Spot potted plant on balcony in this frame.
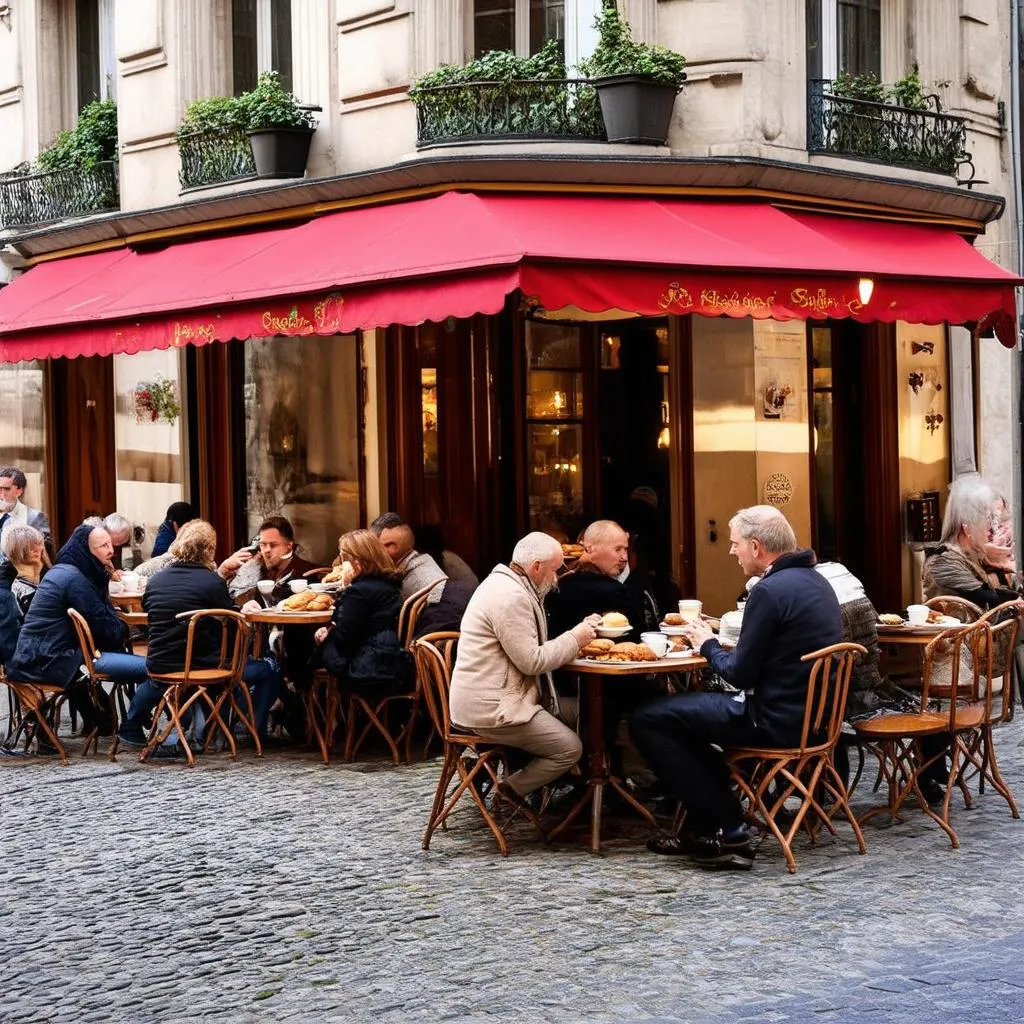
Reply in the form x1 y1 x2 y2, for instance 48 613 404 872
36 99 120 214
579 1 686 145
238 71 319 178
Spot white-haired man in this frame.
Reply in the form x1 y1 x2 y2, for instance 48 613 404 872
630 506 842 871
449 532 600 801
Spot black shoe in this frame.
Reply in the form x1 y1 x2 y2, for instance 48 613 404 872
150 743 186 761
919 778 945 807
646 833 700 856
117 730 147 748
494 779 540 814
689 827 758 871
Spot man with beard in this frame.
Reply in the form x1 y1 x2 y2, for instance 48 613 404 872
448 532 599 803
0 466 52 561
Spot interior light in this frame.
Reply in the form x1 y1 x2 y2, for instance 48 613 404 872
858 277 874 305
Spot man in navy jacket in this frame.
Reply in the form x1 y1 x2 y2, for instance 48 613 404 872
630 505 842 871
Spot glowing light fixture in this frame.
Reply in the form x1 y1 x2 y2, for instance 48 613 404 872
858 277 874 305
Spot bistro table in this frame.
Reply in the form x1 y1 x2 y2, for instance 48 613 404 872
110 591 144 612
547 653 706 854
242 606 334 657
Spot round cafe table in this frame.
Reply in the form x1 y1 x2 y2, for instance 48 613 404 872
110 591 144 612
243 606 333 658
548 653 706 854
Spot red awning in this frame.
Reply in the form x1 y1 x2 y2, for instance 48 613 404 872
0 192 1018 361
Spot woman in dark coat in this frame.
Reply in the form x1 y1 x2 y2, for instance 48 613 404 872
118 520 282 748
6 523 148 731
316 529 412 695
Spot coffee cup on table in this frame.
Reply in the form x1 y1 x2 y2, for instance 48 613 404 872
109 580 124 596
906 604 929 625
289 579 309 594
640 631 670 658
256 580 276 605
678 599 703 623
120 572 139 592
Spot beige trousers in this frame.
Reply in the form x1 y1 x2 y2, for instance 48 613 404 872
474 709 582 795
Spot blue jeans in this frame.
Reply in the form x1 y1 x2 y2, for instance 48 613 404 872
120 659 282 743
92 652 149 685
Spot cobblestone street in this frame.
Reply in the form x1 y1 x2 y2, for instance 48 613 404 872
1 717 1022 1024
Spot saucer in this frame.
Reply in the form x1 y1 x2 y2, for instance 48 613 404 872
595 625 631 639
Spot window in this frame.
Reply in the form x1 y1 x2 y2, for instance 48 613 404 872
232 0 293 95
113 350 187 564
473 0 565 58
243 334 361 565
0 361 48 522
76 0 117 104
806 0 880 80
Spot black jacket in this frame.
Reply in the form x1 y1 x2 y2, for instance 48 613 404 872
700 549 843 744
7 525 128 687
546 562 647 643
143 562 237 674
0 563 19 666
321 574 408 687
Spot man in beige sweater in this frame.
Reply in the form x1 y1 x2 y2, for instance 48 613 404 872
449 532 599 800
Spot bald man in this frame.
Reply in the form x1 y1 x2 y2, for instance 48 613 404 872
546 520 646 643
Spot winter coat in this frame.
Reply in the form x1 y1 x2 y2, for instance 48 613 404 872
320 574 409 690
699 549 843 745
151 520 176 558
546 560 647 643
922 543 1019 610
227 552 319 606
143 562 238 674
449 563 580 730
6 524 127 687
0 563 19 666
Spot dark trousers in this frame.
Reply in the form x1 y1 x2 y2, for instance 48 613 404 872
629 691 769 834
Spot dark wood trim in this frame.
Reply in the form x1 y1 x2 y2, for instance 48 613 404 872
858 321 903 611
805 321 819 549
670 315 696 595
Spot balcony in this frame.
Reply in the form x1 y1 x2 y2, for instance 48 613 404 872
177 128 256 190
807 80 969 177
413 79 605 149
0 162 119 231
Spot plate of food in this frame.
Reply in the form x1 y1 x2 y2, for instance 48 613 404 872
578 640 658 664
595 612 632 639
276 591 335 613
562 542 585 560
659 612 689 636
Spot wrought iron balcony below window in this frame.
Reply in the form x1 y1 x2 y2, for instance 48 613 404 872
807 80 970 177
0 161 119 231
177 128 256 191
413 79 606 148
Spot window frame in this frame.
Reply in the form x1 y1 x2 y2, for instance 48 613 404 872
468 0 568 60
808 0 882 81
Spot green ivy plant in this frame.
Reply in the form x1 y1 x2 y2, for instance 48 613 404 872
237 71 318 130
37 100 119 171
830 65 928 110
579 1 687 88
175 95 249 141
409 38 568 92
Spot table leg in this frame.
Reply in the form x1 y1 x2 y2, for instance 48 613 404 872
548 673 656 853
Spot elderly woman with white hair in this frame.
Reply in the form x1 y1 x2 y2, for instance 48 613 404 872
923 476 1021 610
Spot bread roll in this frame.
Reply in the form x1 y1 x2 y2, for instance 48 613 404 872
601 611 630 628
663 613 683 626
590 638 614 651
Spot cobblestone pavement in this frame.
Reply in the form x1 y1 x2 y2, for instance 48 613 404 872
1 713 1022 1024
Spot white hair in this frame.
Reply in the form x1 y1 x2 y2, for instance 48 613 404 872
940 475 995 546
729 505 797 554
511 532 562 568
582 519 627 547
104 513 131 536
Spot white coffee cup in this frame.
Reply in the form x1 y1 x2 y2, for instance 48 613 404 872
108 580 124 596
289 578 309 594
120 572 140 592
640 631 670 658
907 604 929 625
256 580 276 598
678 599 703 623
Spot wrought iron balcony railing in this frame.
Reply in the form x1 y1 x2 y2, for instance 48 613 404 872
413 79 605 148
807 79 969 176
177 127 256 190
0 161 119 231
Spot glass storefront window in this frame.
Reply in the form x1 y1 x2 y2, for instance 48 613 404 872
525 320 584 539
0 360 48 517
113 350 187 566
243 334 361 566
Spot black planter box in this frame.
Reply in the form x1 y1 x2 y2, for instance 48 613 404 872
247 126 315 178
592 75 681 145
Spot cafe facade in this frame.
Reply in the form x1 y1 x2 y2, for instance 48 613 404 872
0 1 1020 617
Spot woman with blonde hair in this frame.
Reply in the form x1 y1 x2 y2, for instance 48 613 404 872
118 519 282 753
315 529 413 695
1 523 47 616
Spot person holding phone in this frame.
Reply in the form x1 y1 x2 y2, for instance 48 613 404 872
217 515 316 608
